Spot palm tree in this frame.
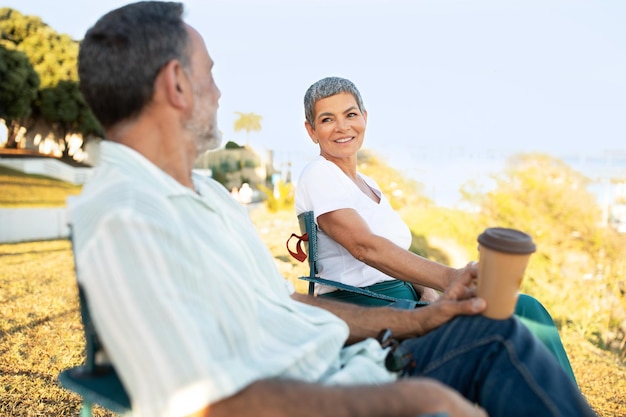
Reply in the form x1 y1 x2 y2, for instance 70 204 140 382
233 111 262 146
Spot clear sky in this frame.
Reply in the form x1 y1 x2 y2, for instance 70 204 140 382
5 0 626 205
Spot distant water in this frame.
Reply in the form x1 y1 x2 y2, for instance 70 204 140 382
278 147 626 209
387 147 626 209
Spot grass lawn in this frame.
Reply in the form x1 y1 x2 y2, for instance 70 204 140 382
0 165 83 208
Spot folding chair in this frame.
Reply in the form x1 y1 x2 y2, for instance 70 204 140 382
287 211 429 309
58 283 131 416
58 231 131 416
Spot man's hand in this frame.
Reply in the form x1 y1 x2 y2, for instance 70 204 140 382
409 264 485 337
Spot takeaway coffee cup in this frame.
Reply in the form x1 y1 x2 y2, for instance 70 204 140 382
477 227 536 319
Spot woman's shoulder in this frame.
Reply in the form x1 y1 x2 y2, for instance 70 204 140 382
298 156 342 181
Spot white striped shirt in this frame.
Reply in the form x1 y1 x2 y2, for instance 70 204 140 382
69 141 395 417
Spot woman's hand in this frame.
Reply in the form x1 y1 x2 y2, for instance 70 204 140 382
409 268 486 336
446 261 478 290
412 285 440 303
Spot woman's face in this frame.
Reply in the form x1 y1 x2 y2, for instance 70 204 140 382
305 92 367 163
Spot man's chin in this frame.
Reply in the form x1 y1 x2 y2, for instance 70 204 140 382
197 132 223 154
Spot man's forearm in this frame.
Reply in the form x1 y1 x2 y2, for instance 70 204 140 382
206 379 397 417
291 277 485 344
291 293 426 343
205 378 485 417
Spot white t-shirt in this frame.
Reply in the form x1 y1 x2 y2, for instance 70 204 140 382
70 142 396 417
295 156 412 294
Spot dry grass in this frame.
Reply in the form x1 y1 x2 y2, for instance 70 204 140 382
0 166 83 208
0 239 114 416
0 207 624 416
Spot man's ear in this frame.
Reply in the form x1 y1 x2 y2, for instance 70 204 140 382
304 121 319 144
157 59 191 110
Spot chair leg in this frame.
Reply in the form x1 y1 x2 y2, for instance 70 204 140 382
79 400 93 417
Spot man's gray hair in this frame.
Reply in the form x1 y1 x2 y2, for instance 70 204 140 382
78 1 189 130
304 77 365 127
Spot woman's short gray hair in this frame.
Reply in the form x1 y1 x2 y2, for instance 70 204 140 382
304 77 365 127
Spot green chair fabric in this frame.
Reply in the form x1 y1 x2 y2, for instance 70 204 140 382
58 285 131 416
57 231 131 416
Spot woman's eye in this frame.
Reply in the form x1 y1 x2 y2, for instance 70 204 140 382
321 117 332 123
347 112 358 118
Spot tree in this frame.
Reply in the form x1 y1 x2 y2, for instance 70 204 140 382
0 7 98 158
224 140 243 149
233 111 262 146
0 8 78 88
39 80 102 160
0 44 40 147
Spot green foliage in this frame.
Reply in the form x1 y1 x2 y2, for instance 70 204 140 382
0 8 78 87
38 80 103 158
224 140 243 149
40 81 80 125
0 45 40 120
0 43 40 147
258 180 294 212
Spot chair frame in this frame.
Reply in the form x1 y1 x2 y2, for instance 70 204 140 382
287 211 428 309
58 233 131 416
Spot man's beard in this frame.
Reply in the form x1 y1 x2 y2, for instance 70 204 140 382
186 103 222 155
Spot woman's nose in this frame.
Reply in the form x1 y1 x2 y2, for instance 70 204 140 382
337 120 350 131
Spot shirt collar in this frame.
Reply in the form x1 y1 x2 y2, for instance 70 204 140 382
98 141 196 198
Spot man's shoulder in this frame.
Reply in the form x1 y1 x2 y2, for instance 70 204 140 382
69 166 172 223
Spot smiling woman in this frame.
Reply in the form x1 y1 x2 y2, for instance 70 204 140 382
294 76 579 382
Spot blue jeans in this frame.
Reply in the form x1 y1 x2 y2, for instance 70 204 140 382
399 315 596 417
322 283 577 383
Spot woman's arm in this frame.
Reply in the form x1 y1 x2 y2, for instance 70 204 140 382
317 208 475 292
291 271 485 343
